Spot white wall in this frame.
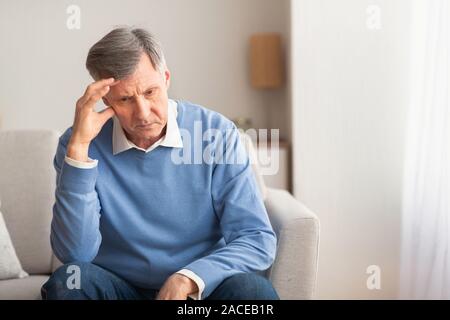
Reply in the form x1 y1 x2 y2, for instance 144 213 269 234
291 0 411 298
0 0 289 136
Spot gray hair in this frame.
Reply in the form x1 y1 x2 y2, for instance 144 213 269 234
86 27 166 80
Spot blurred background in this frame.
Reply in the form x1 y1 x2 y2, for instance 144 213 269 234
0 0 290 136
0 0 448 299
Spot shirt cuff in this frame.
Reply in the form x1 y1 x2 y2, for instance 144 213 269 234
65 156 98 169
176 269 205 300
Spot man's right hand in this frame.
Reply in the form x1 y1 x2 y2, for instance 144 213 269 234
67 78 119 162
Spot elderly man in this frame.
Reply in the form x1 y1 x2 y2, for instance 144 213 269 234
41 27 279 300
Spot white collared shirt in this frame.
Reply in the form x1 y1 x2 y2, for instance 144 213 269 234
64 99 205 300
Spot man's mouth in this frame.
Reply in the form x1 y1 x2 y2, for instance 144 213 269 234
136 123 157 129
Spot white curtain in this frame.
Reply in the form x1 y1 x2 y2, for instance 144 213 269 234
400 0 450 299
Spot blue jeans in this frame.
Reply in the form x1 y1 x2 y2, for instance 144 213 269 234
41 262 280 300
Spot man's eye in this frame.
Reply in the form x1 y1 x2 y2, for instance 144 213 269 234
145 90 153 96
120 97 129 102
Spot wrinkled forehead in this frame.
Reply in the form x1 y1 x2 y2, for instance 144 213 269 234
111 53 164 96
111 74 162 98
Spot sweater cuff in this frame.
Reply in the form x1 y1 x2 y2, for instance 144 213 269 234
182 260 227 299
176 268 205 300
65 156 98 169
59 156 98 193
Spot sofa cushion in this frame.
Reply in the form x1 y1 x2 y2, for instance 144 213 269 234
0 130 60 274
0 275 48 300
0 208 28 280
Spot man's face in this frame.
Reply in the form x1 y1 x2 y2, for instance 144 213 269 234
103 53 170 145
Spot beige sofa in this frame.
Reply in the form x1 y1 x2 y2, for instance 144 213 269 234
0 130 319 300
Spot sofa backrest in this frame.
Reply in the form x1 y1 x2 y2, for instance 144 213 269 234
0 130 59 275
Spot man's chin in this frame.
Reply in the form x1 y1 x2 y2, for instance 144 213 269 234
134 126 164 139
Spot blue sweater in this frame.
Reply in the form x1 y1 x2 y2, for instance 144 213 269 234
51 100 277 298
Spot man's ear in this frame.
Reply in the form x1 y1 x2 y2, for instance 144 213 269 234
164 69 171 89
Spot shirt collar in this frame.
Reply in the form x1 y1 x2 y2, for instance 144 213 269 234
112 99 183 155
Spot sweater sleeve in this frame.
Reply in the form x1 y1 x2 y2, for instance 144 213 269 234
50 130 102 263
181 126 278 299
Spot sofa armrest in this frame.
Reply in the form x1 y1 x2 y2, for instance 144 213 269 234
264 188 320 299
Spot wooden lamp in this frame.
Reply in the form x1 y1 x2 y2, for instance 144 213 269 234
250 33 284 89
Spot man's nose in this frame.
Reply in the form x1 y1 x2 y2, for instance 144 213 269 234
134 96 151 120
